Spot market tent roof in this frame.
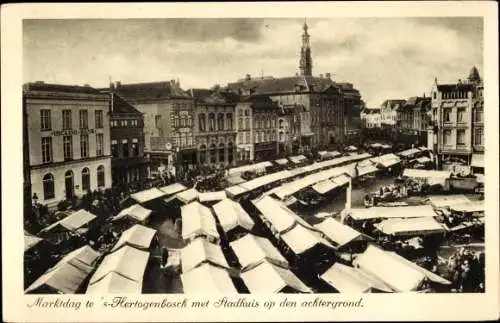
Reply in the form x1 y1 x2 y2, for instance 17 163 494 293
86 271 141 294
181 263 238 293
26 245 101 294
305 153 372 173
398 148 421 157
130 188 166 203
226 174 246 185
40 209 97 233
240 261 312 293
346 145 358 151
175 188 200 204
402 169 452 185
212 199 254 232
357 164 379 176
374 217 445 236
227 161 273 175
449 201 484 213
181 201 219 240
471 154 484 168
312 179 340 195
333 174 351 186
90 245 149 285
370 153 401 168
418 146 429 151
159 183 187 196
348 205 437 221
289 154 308 164
252 195 315 233
225 184 249 197
112 204 152 223
314 217 372 249
381 144 392 149
320 263 393 293
230 234 288 269
111 224 157 252
280 224 335 254
428 195 471 208
319 151 342 159
370 143 383 148
354 245 450 292
240 170 292 192
24 232 44 252
416 157 432 164
198 191 227 203
275 158 289 165
181 237 229 273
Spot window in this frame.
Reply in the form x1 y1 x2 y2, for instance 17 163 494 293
209 144 216 163
475 128 483 145
245 118 250 130
443 130 452 145
198 114 206 132
41 137 52 163
238 117 243 130
79 134 89 158
111 140 118 158
97 165 105 187
155 115 162 129
457 108 466 123
246 132 250 144
218 143 225 163
174 116 179 127
62 110 72 130
244 110 249 116
42 173 55 200
187 116 192 127
226 113 233 130
457 129 466 146
227 142 233 164
63 135 73 161
122 140 129 158
95 110 103 128
475 110 483 122
81 168 90 192
132 139 139 156
217 113 224 131
199 144 206 164
238 132 243 144
96 133 104 156
443 108 452 122
208 113 215 131
40 110 51 131
79 110 88 129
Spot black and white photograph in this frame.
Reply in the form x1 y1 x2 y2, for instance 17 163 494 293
2 1 499 322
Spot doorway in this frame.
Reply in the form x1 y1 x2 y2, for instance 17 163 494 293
65 170 74 200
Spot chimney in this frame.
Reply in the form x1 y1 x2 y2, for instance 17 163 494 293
423 92 426 98
325 73 331 79
245 74 251 81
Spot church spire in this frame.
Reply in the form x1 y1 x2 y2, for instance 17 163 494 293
299 20 312 76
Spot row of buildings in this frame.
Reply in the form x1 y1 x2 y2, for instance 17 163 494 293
360 66 484 175
23 22 365 207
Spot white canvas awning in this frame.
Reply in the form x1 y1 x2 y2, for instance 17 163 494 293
449 201 484 213
111 224 157 252
280 224 335 254
240 170 292 192
374 217 445 236
181 263 238 293
24 232 44 252
86 271 142 294
226 174 246 185
26 246 101 294
333 174 351 186
398 148 421 157
240 261 312 293
40 209 97 233
212 199 254 232
471 154 484 168
225 185 249 197
357 165 379 177
314 218 372 249
428 195 471 208
402 169 451 185
312 179 340 195
320 263 393 293
90 245 149 286
275 158 289 165
381 144 392 149
354 245 450 292
181 237 229 273
112 204 152 223
348 205 437 221
289 155 308 164
346 145 358 151
370 143 383 148
181 201 219 241
227 161 273 175
230 234 288 270
130 188 167 203
159 183 187 196
371 153 401 168
198 191 227 203
175 188 200 204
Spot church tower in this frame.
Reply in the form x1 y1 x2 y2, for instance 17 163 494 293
299 21 313 76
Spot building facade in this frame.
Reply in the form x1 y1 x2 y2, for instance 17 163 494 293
360 108 381 128
428 67 484 173
107 93 148 186
24 82 112 208
190 88 238 167
338 83 363 146
235 101 253 162
380 99 406 126
277 104 304 156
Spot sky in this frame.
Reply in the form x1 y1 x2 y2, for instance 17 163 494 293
23 18 483 107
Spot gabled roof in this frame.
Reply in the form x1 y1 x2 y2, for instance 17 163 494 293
242 94 279 109
111 93 142 115
188 88 241 105
227 75 340 95
104 81 189 101
381 99 406 110
437 83 474 92
23 82 102 95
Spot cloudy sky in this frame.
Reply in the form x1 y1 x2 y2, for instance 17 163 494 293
23 18 483 107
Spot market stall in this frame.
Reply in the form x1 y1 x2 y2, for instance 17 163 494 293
181 263 238 293
180 201 220 243
112 204 152 225
198 190 227 205
130 188 167 204
230 234 288 270
180 237 230 273
110 224 158 253
314 217 374 252
212 199 254 239
374 217 445 237
174 188 200 205
320 262 392 293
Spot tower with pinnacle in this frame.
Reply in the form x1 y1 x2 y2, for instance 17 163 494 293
299 21 313 77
